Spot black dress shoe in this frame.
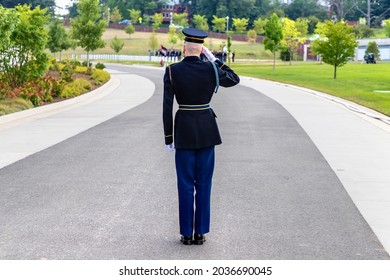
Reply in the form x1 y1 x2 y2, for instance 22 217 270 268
180 235 192 245
193 234 205 245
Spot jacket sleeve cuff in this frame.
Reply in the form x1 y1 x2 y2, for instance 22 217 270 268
165 135 173 145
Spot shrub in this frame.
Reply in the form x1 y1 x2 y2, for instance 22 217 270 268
0 98 34 116
82 61 93 67
60 60 76 83
61 78 92 98
247 29 257 43
91 69 110 85
75 66 89 74
280 47 292 61
95 62 106 69
48 58 58 71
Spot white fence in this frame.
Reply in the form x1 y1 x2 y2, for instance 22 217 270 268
75 54 180 63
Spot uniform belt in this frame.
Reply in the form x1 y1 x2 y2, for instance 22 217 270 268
178 104 210 110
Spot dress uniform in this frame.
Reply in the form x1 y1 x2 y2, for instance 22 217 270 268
163 28 240 245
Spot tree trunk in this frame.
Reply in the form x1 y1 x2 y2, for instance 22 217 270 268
273 50 276 72
334 64 337 79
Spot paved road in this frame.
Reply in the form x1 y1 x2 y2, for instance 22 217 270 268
0 65 389 260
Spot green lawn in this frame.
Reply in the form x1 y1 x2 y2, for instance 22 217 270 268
233 62 390 116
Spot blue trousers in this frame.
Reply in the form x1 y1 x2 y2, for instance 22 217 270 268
175 146 215 236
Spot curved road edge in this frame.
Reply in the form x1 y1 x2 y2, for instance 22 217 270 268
0 70 155 169
240 76 390 255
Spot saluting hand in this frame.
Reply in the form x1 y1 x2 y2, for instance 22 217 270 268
202 46 216 62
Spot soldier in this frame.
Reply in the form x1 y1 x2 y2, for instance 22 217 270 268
163 28 240 245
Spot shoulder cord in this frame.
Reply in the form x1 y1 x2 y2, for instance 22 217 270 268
211 62 219 93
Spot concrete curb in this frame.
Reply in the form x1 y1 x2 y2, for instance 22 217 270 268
0 73 120 131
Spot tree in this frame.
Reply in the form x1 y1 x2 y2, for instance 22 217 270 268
125 24 135 38
311 20 358 79
353 24 375 39
227 35 232 64
129 9 141 25
110 7 122 23
173 12 189 27
70 0 106 68
232 18 249 33
0 5 50 86
365 41 380 61
0 0 56 14
212 16 226 32
193 14 209 31
295 18 309 38
284 0 327 20
151 13 163 30
148 31 158 53
307 15 320 34
168 27 178 46
264 13 283 72
247 29 257 43
253 17 267 35
110 35 124 59
384 19 390 37
47 18 71 61
281 18 303 64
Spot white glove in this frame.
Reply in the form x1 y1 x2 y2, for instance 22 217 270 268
202 46 216 62
165 144 175 151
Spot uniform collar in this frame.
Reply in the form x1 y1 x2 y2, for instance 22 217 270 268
183 56 201 61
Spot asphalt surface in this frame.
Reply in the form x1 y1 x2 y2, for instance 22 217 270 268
0 64 389 260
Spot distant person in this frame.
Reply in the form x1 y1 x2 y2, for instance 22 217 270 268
163 28 240 245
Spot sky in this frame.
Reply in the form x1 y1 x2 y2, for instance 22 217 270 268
55 0 74 15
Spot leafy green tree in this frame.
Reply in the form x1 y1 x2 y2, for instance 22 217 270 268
365 41 380 61
281 17 303 64
168 27 178 46
126 0 157 15
264 13 283 72
212 16 226 32
173 12 188 27
307 15 320 34
253 17 267 35
125 24 135 37
232 18 249 33
353 24 375 39
193 14 209 31
0 0 56 14
151 13 163 30
295 18 309 38
285 0 327 20
110 36 124 58
311 20 357 79
70 0 106 67
148 31 158 53
226 35 232 63
0 5 50 86
47 18 71 60
110 7 122 23
247 29 257 43
384 19 390 37
129 9 141 25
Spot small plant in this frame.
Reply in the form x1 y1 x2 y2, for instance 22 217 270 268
91 69 110 85
82 61 93 67
60 60 76 83
61 78 92 98
95 62 106 70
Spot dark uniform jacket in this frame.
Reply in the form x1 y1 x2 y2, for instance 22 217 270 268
163 56 240 149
